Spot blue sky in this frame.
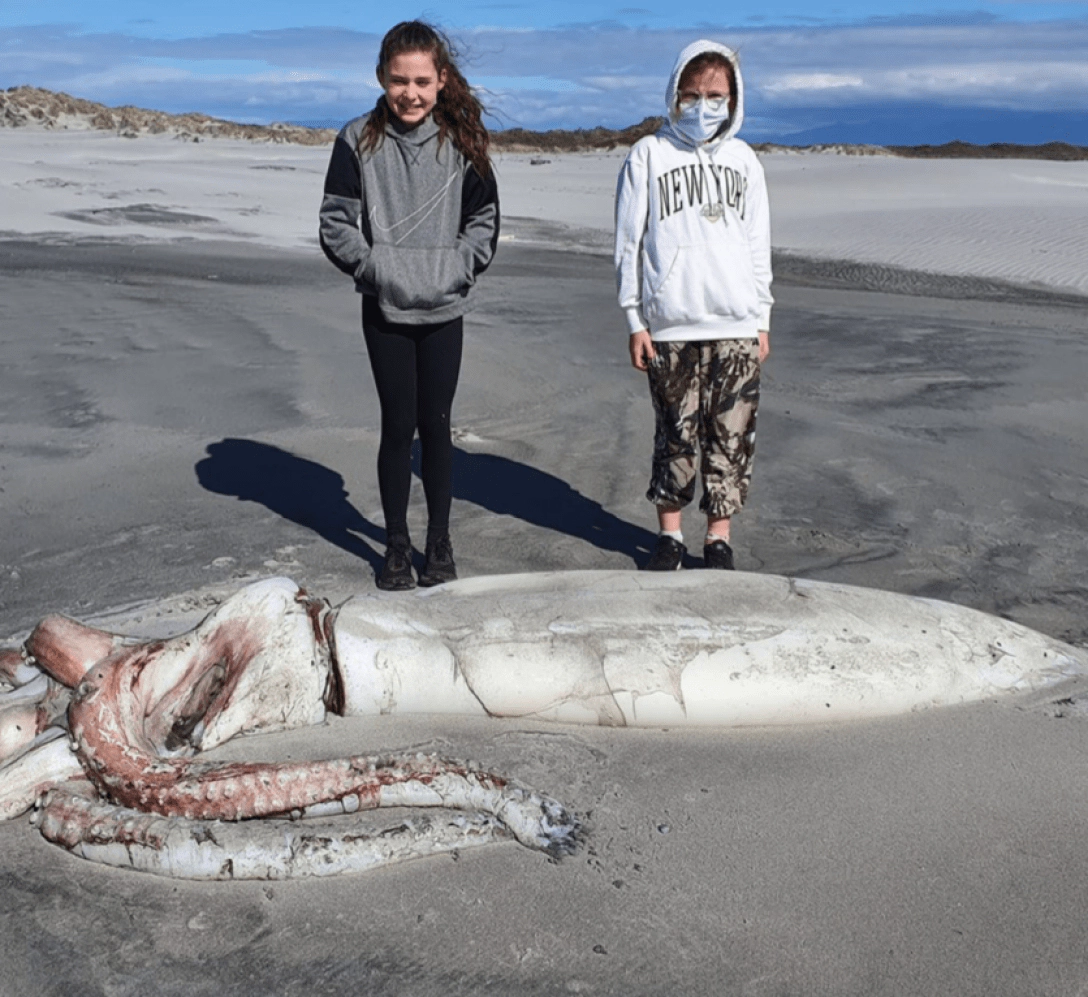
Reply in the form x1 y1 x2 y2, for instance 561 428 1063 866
3 2 1088 143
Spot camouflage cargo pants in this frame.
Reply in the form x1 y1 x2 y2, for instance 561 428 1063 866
646 338 760 519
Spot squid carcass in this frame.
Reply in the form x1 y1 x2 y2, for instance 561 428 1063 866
0 578 576 879
1 571 1084 880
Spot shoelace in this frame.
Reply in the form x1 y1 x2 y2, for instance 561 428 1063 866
387 546 411 568
428 538 453 563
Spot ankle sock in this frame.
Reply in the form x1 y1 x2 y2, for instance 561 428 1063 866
705 532 730 546
660 529 684 544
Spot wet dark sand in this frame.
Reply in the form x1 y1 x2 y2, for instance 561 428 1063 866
2 239 1088 996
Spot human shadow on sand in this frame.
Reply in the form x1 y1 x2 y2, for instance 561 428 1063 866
196 438 658 570
195 439 386 572
427 444 659 564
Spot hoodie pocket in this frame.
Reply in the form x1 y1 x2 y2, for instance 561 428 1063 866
641 248 679 306
645 242 758 327
365 244 471 312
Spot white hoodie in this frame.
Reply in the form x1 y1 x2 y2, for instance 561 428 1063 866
614 40 773 341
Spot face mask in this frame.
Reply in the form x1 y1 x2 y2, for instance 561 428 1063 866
673 97 731 144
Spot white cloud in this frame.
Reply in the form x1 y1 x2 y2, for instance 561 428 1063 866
1 19 1087 130
581 75 665 91
763 73 864 93
874 60 1088 99
475 75 589 92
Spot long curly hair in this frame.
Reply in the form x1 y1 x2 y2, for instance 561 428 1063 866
358 21 491 178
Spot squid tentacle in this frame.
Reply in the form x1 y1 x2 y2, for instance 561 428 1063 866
32 752 580 879
61 624 578 872
34 783 514 880
4 578 581 877
74 747 579 858
68 639 578 853
24 616 123 688
0 732 85 820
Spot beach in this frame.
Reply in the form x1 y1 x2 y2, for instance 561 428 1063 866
6 130 1088 293
2 130 1088 996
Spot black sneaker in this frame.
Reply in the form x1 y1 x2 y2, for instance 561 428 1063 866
644 534 686 571
377 538 415 591
703 538 735 570
418 534 457 587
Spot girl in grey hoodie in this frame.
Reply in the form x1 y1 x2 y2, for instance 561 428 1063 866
320 21 499 591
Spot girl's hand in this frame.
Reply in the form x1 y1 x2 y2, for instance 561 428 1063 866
630 330 656 371
758 330 770 364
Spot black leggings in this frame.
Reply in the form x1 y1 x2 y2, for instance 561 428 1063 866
362 295 463 543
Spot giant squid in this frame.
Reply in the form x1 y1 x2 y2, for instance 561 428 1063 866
1 571 1084 880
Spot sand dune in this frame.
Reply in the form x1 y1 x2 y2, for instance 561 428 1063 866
0 85 335 144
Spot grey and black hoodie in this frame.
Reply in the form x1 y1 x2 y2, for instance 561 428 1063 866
319 113 500 325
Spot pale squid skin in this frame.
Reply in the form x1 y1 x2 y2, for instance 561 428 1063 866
334 571 1087 727
1 571 1084 880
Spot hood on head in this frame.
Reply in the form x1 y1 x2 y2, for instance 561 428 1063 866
664 39 744 145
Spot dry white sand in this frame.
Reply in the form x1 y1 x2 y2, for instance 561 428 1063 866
3 131 1088 294
0 130 327 250
497 150 1088 296
2 129 1088 996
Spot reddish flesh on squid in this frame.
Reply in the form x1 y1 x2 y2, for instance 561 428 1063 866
133 619 262 755
9 578 580 876
0 648 28 687
65 622 503 821
0 704 43 760
25 616 118 688
0 673 71 765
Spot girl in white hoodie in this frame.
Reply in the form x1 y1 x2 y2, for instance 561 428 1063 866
614 40 772 571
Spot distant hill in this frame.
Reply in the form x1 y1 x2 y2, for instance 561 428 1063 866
490 117 665 151
3 86 1087 160
0 86 335 145
489 120 1088 160
887 140 1088 162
